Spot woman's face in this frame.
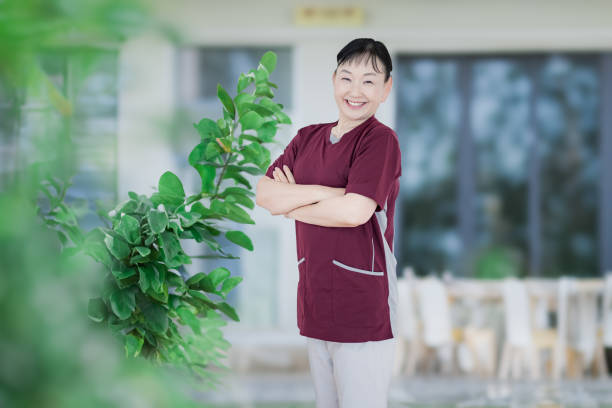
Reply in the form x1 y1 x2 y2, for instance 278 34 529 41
332 56 392 124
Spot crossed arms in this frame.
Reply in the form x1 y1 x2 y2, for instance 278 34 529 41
255 164 377 228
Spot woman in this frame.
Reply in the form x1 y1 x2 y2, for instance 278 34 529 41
255 38 402 408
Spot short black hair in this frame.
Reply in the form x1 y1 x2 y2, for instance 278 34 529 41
335 38 392 83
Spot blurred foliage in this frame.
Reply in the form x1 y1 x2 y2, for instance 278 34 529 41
0 181 205 407
0 0 292 394
472 246 523 279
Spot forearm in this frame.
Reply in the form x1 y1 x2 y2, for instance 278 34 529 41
286 195 356 227
256 176 345 215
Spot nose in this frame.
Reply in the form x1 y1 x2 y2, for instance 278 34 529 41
348 80 365 96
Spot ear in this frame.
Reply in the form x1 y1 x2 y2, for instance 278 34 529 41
381 75 393 102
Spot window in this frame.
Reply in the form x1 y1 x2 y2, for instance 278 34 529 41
0 48 119 229
396 53 611 277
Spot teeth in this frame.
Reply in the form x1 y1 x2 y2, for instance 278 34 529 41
347 100 365 106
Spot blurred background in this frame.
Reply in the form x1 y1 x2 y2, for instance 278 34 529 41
2 0 612 407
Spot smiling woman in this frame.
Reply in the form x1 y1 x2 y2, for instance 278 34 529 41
255 38 401 408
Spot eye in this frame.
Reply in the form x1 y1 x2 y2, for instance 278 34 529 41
365 81 373 84
342 78 350 81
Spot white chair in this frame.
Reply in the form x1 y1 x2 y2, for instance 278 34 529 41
554 276 607 379
498 277 541 379
394 267 421 376
416 274 461 374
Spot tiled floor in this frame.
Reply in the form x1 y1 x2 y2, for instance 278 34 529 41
193 373 612 408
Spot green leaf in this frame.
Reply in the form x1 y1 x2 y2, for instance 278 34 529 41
188 143 206 166
148 282 169 304
109 289 135 320
210 200 255 225
197 275 216 293
125 334 144 357
221 276 243 295
208 267 231 287
226 187 256 198
112 263 137 280
138 297 168 334
84 230 112 268
188 290 217 309
87 298 107 323
147 209 168 234
104 233 131 260
158 231 181 262
236 73 253 93
274 110 292 124
167 272 185 287
226 164 262 176
217 84 235 119
225 230 253 251
178 210 201 228
217 302 240 322
260 51 277 74
158 171 185 207
222 168 252 189
255 83 274 98
241 102 275 118
227 194 254 210
186 272 206 287
138 264 154 293
254 67 269 83
239 111 264 131
194 118 222 140
204 141 221 160
235 93 256 116
258 97 282 113
134 246 151 257
257 121 278 142
116 214 141 245
193 164 216 194
177 306 201 334
118 199 139 214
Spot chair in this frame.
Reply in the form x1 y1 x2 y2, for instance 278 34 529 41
449 278 498 377
553 276 607 379
498 277 556 379
416 274 462 374
394 267 421 376
601 272 612 376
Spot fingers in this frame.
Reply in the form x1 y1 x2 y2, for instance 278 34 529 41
283 165 296 184
273 167 289 183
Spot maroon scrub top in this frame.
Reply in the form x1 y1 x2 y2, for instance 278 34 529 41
265 114 402 342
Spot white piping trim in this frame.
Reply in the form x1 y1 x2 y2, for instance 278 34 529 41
297 257 305 265
371 238 375 273
332 259 384 276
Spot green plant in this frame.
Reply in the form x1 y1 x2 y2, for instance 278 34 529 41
35 50 290 383
472 245 523 279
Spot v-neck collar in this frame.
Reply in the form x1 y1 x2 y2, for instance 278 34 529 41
326 115 376 146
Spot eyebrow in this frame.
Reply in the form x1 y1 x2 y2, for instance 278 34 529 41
340 69 379 77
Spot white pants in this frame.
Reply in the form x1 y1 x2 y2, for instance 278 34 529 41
306 336 396 408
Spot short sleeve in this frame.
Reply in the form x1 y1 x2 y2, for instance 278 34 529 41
344 130 402 212
265 129 301 178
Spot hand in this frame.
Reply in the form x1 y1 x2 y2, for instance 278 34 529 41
273 165 296 184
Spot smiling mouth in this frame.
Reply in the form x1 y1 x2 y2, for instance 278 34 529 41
345 99 367 108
